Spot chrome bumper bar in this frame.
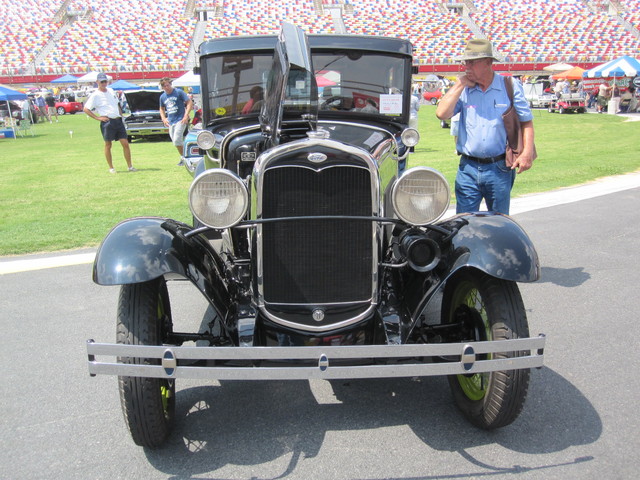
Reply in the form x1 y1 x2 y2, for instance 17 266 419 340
87 335 545 381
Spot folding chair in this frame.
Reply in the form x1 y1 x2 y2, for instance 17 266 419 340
19 116 35 136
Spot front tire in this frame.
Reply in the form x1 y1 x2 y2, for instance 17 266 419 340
117 277 175 447
57 107 65 115
442 270 530 429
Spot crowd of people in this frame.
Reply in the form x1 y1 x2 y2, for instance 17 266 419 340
588 81 638 113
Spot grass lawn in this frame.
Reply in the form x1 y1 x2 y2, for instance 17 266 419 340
1 107 639 256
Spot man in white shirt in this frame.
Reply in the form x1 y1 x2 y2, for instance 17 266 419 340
83 73 136 173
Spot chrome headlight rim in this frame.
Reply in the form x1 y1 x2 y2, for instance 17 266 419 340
196 129 216 150
401 127 420 147
188 169 249 229
391 166 450 226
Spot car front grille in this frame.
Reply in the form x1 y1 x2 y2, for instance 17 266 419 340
261 165 373 305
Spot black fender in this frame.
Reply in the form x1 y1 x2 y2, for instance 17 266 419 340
446 212 540 282
93 217 231 312
408 212 539 323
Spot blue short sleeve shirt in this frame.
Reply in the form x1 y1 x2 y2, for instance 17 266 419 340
160 88 190 125
453 74 533 158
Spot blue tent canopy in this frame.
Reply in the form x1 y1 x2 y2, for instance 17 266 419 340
583 56 640 78
0 84 28 101
110 79 140 90
51 74 79 83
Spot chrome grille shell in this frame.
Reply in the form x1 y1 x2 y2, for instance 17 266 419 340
252 137 381 332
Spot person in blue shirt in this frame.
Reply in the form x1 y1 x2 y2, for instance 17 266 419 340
436 39 535 215
159 77 193 166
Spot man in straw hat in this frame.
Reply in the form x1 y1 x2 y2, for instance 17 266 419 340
436 38 535 215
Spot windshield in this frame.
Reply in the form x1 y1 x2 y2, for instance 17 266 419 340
201 49 409 124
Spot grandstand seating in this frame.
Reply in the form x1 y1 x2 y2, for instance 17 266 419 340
470 0 638 63
0 0 638 78
0 0 61 74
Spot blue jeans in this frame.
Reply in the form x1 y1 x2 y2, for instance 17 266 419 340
455 156 516 215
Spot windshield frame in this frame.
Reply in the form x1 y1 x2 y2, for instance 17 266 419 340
199 35 413 127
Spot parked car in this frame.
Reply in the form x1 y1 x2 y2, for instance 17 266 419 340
122 89 169 141
86 24 546 448
422 88 442 104
55 93 84 115
0 100 23 120
0 99 39 125
181 127 203 173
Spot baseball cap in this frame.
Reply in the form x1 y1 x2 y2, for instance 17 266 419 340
96 73 108 82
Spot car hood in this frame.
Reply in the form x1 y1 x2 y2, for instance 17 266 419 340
123 90 162 113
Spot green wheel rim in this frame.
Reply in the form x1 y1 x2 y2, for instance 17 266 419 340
452 281 492 401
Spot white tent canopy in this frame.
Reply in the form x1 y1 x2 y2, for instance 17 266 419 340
172 71 200 87
542 62 574 73
76 72 113 83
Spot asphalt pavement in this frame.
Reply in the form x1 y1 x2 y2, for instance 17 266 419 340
1 173 640 479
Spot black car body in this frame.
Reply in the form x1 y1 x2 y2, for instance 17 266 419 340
122 89 168 141
87 24 545 447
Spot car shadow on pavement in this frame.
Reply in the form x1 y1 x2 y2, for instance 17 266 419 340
538 266 591 288
142 366 601 478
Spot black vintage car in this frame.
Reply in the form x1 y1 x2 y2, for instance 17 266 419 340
87 24 545 448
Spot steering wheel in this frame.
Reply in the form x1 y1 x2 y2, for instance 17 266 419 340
321 96 350 111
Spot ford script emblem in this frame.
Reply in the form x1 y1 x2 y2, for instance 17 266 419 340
308 152 327 164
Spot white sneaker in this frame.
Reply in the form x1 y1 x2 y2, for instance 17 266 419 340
109 168 116 174
128 166 138 172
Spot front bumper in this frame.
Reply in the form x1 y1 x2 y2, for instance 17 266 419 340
125 124 169 137
87 335 545 380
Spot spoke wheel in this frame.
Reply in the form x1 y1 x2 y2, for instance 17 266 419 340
442 270 530 429
117 277 175 447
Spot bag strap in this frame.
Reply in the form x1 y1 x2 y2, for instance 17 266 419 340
504 75 514 106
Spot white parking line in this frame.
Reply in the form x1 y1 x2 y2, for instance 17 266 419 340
0 252 96 275
2 171 640 275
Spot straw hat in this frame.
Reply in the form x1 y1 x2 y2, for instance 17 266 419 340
456 39 500 62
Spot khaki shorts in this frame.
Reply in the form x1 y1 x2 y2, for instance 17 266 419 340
168 122 187 147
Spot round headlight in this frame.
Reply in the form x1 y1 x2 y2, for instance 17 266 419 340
401 128 420 147
392 167 450 225
189 169 248 229
196 130 216 150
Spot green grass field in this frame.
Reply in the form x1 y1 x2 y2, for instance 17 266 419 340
1 107 639 256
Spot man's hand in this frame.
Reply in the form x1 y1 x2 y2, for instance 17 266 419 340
511 152 533 174
457 74 476 89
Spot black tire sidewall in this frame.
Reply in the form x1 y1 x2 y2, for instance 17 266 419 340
116 277 175 447
442 269 530 429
